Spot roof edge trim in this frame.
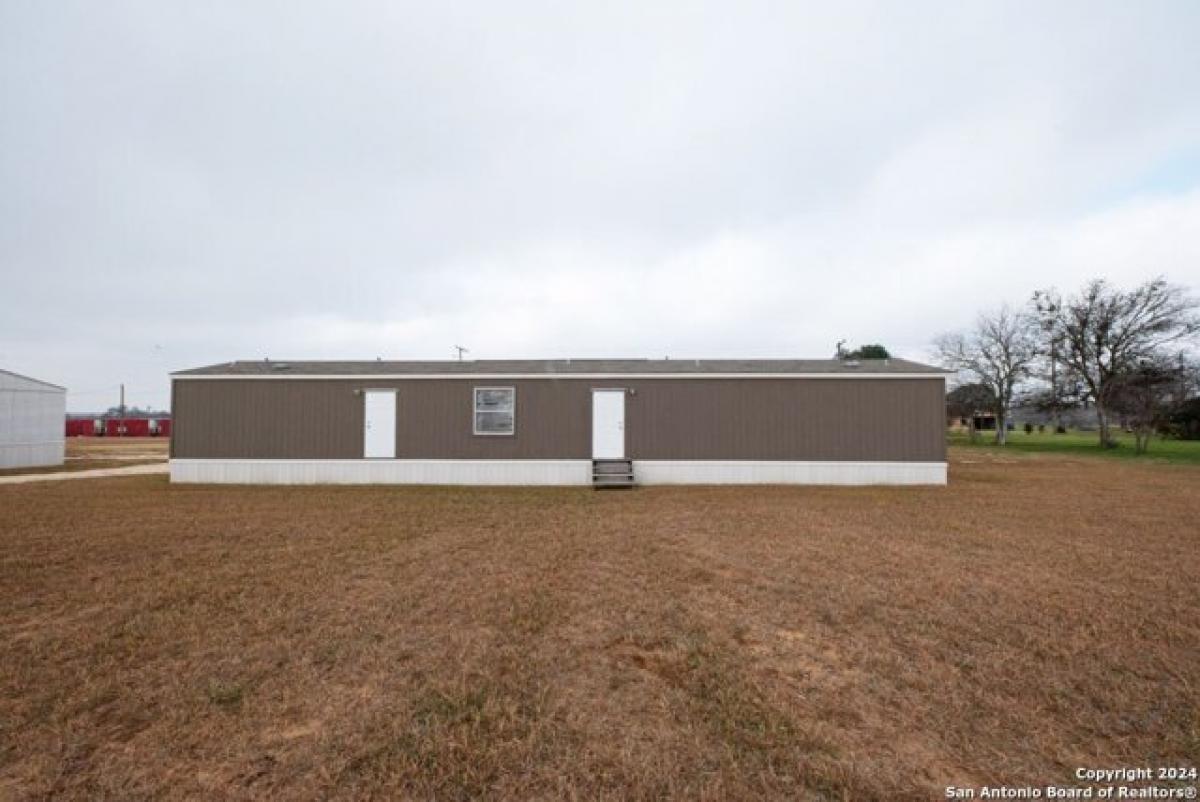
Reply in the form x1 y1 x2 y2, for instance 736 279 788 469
0 369 67 391
171 372 951 381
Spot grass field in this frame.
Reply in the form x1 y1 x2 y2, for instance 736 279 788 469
1 450 1197 800
949 428 1200 464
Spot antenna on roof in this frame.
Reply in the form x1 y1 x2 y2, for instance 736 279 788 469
454 345 469 361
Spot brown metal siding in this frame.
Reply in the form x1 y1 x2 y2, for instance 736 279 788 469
172 380 363 459
395 381 592 459
628 379 944 461
172 378 945 462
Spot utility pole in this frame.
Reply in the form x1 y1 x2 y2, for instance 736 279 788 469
1033 292 1063 434
454 345 469 361
119 383 126 418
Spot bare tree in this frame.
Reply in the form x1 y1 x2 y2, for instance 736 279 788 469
935 306 1038 445
1029 290 1081 432
1108 357 1196 454
1033 278 1199 447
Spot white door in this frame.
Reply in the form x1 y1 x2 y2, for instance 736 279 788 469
363 390 396 458
592 390 625 459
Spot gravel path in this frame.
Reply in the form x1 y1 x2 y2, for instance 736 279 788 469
0 462 167 484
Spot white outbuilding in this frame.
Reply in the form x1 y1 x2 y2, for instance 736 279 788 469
0 369 66 470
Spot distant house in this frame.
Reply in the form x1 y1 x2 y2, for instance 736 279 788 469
170 358 952 487
946 411 997 431
973 412 998 431
0 370 66 470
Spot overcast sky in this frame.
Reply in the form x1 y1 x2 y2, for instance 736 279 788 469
2 2 1199 411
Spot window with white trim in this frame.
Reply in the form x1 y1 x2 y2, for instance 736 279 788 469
473 387 515 435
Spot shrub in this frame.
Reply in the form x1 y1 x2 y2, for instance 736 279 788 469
1166 397 1200 440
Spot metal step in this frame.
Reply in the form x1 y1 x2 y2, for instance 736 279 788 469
592 459 635 489
592 459 632 469
593 479 635 490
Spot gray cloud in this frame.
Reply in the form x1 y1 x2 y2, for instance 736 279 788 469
2 1 1199 410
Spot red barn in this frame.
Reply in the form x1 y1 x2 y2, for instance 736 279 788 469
65 418 99 437
106 418 149 437
65 416 171 437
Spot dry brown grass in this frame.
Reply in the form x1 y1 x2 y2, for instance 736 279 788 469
1 450 1197 800
63 434 169 465
65 437 169 462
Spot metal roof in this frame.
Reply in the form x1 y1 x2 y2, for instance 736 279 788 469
0 368 67 391
174 358 950 377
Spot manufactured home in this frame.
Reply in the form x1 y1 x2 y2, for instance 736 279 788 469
169 358 950 486
1 369 66 470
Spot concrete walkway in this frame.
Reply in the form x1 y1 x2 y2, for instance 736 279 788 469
0 462 168 485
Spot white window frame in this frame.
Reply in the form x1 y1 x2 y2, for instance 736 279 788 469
473 386 516 436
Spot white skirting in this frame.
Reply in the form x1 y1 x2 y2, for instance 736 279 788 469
633 460 946 485
170 459 594 485
170 459 947 486
0 441 65 470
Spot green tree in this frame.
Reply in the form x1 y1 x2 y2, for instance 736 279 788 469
846 344 891 359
